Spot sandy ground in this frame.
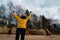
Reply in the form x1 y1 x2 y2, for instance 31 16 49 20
0 34 60 40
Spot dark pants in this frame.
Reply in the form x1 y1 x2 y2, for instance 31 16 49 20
15 28 26 40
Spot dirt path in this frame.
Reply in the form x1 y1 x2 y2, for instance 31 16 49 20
0 35 60 40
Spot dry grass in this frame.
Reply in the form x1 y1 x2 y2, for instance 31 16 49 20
0 26 52 35
11 27 16 34
3 26 9 34
39 29 46 35
0 26 9 34
27 29 46 35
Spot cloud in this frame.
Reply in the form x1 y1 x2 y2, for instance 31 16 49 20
11 0 21 5
0 0 60 20
19 0 60 20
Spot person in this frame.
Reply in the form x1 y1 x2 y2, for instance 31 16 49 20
12 12 32 40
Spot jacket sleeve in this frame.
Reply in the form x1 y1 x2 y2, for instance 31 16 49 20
13 13 20 21
26 14 32 20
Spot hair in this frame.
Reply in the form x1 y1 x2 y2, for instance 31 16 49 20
20 15 27 19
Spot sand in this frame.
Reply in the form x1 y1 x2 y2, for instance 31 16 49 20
0 35 60 40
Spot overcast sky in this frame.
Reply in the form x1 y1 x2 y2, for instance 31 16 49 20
0 0 60 20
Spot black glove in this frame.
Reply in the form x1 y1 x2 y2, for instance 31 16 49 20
25 9 29 16
30 11 32 14
13 11 15 13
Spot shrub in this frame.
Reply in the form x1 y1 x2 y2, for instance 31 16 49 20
11 27 16 34
3 26 9 34
39 29 46 35
0 27 3 34
25 30 30 35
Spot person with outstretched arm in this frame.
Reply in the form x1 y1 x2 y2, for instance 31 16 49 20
12 12 32 40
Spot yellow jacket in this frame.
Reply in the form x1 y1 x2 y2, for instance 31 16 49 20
13 13 32 28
